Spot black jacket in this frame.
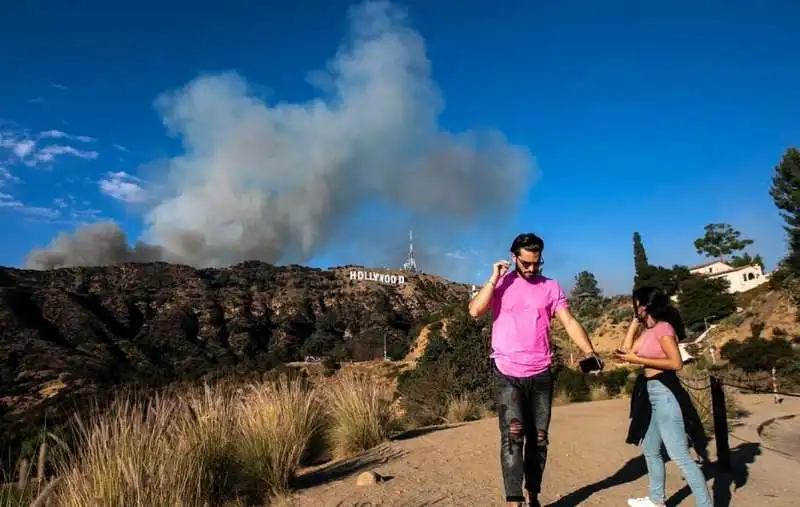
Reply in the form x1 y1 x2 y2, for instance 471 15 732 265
625 371 708 460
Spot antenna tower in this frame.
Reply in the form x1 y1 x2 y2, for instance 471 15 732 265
402 228 417 272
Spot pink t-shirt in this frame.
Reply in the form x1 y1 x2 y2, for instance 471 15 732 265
635 321 676 359
490 272 569 377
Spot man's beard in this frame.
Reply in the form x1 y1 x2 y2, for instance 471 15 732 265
515 262 539 279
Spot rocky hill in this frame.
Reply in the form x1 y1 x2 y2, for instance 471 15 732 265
0 261 469 467
706 286 800 346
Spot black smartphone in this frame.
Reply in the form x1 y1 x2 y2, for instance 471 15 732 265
579 356 603 374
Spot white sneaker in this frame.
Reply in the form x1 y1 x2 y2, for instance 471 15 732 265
627 498 665 507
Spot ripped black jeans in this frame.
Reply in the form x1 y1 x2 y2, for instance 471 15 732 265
494 361 554 503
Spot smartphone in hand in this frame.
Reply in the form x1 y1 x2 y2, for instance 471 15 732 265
578 355 603 374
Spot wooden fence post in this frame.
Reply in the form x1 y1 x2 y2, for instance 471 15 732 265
710 376 731 471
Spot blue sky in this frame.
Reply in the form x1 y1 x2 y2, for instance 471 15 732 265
1 0 798 295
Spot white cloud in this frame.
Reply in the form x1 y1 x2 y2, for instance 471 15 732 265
38 129 95 143
0 192 60 219
0 130 38 158
0 166 21 186
50 82 68 90
24 145 99 166
1 127 99 168
444 250 467 260
98 171 148 203
16 141 36 158
0 189 99 225
0 191 22 207
112 143 129 152
20 206 60 219
39 129 69 139
70 208 104 223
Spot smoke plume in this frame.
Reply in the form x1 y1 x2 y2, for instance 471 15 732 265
26 1 534 273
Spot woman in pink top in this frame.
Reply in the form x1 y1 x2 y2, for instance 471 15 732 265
615 286 713 507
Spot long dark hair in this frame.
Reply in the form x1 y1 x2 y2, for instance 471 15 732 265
632 286 687 342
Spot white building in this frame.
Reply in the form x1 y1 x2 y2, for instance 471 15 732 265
689 260 771 294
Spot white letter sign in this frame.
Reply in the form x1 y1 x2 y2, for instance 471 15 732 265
348 270 407 286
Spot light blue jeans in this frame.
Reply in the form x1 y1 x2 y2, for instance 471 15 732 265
643 381 713 506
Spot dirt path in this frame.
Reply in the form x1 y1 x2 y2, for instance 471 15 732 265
286 395 800 506
760 414 800 464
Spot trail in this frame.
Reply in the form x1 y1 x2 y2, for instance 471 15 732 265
287 394 800 506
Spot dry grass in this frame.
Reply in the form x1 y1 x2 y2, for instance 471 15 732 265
234 377 322 498
679 372 741 432
51 394 205 506
1 445 57 507
590 384 611 401
322 370 396 459
49 377 324 506
177 382 239 501
552 391 571 407
478 404 496 419
11 368 433 505
444 393 479 423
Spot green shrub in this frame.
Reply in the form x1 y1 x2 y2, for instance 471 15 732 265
678 275 737 329
721 336 800 391
723 313 746 327
609 307 634 325
397 307 493 426
596 367 635 396
555 368 591 402
321 357 340 377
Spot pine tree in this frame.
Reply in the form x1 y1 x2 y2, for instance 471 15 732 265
633 232 649 276
570 271 604 333
693 223 754 262
572 270 602 298
633 232 651 289
770 147 800 275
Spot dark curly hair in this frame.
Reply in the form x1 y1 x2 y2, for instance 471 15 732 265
510 233 544 255
632 285 687 342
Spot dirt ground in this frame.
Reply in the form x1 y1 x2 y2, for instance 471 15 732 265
760 414 800 464
284 394 800 506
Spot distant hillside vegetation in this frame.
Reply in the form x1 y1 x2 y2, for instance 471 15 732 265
0 261 469 470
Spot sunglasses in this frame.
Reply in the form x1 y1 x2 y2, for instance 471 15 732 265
516 258 539 269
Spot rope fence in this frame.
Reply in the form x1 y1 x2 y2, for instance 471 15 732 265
675 369 800 471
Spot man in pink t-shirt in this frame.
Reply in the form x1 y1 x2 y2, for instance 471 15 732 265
468 233 602 507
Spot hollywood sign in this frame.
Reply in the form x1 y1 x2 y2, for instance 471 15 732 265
349 270 406 285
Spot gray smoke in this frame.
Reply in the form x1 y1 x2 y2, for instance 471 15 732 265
26 0 534 273
26 221 165 268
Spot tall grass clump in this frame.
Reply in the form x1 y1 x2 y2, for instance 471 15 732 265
444 393 479 423
679 370 742 433
51 394 207 506
1 443 59 507
234 376 322 499
322 370 396 459
174 382 239 503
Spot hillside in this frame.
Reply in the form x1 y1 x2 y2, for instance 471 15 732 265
561 288 800 352
0 261 469 466
707 286 800 346
404 287 800 363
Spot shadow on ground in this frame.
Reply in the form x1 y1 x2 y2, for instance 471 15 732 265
390 423 466 441
548 454 648 507
548 442 762 507
668 442 761 507
294 445 406 490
